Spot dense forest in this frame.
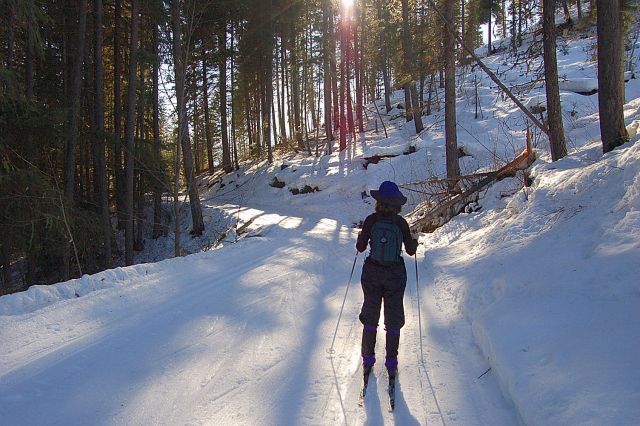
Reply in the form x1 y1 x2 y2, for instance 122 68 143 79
0 0 633 293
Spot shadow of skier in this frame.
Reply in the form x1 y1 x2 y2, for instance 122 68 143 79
391 377 421 425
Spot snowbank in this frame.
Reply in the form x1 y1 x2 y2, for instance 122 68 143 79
425 139 640 425
0 263 166 316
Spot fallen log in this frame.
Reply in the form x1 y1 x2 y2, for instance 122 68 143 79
408 149 536 233
215 219 255 244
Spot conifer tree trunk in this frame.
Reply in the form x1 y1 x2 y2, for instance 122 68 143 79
378 1 391 112
202 57 214 171
401 0 423 133
26 0 35 101
93 0 111 267
543 0 567 161
331 15 340 136
230 24 239 169
427 72 435 116
597 0 630 153
63 0 89 199
113 0 124 229
323 0 333 150
346 21 354 139
562 0 571 23
263 2 275 164
355 5 364 134
173 0 204 237
219 21 232 173
279 43 287 145
291 21 304 151
272 91 278 150
152 23 163 240
489 0 493 55
339 13 347 151
1 235 12 291
444 0 460 183
192 79 201 175
124 0 140 265
6 1 15 96
25 0 35 157
577 0 582 20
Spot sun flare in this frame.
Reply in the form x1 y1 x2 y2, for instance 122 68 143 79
341 0 354 9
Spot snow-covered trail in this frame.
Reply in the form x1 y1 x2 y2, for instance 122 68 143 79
0 205 519 425
321 248 520 426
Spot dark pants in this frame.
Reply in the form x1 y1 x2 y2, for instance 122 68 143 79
359 257 407 369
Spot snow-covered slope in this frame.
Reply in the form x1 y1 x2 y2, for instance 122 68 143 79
1 24 639 425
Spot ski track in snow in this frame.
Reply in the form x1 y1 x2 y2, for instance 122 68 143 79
0 203 521 425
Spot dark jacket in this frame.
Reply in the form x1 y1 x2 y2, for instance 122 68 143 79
356 212 417 331
356 212 418 259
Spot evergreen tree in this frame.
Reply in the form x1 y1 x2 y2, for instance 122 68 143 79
597 0 630 153
543 0 567 161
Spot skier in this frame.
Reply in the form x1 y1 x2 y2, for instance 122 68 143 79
356 181 418 384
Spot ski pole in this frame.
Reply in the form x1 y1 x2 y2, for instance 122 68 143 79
327 251 359 355
415 253 424 364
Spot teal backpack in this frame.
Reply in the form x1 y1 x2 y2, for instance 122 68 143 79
370 219 403 262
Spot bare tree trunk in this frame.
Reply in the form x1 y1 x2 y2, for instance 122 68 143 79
444 0 460 183
93 0 111 267
597 0 630 153
543 0 567 161
124 0 140 266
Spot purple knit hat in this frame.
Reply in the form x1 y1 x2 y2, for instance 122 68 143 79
370 181 407 206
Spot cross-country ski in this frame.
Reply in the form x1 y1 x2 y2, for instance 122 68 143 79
387 373 396 412
358 366 371 406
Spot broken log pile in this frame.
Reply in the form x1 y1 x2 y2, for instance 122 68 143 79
406 148 536 233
